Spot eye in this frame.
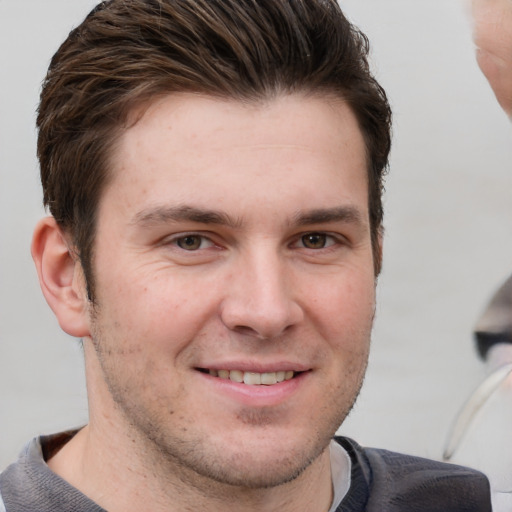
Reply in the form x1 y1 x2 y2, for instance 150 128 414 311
174 235 213 251
299 232 335 249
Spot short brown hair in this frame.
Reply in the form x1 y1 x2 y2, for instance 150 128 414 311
37 0 391 300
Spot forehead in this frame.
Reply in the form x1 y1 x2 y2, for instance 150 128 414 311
103 92 368 221
118 90 367 152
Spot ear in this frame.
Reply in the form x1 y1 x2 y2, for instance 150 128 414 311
31 217 91 338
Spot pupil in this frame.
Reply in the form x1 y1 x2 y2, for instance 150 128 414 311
303 233 325 249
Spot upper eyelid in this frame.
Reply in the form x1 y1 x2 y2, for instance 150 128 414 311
160 232 216 246
158 230 348 247
289 232 349 251
293 231 347 242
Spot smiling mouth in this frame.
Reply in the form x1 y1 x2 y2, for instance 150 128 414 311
198 369 299 385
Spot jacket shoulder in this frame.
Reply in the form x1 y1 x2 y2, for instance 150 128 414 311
335 436 492 512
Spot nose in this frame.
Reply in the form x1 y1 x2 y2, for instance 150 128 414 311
219 250 304 340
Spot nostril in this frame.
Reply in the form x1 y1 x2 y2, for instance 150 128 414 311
233 325 264 338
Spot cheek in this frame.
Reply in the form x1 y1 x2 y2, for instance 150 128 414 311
94 267 222 352
307 269 376 343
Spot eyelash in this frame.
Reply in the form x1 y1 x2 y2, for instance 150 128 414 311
293 232 340 250
166 233 216 251
164 231 344 253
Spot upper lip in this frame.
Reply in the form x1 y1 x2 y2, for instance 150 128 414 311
195 361 311 373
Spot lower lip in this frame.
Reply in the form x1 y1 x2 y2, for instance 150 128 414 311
198 371 309 407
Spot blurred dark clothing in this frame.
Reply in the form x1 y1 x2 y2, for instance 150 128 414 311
475 274 512 359
0 432 492 512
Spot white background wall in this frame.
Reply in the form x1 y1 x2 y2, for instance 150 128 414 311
1 0 511 471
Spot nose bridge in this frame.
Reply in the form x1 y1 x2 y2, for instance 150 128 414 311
220 242 303 338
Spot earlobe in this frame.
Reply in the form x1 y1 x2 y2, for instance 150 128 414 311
31 217 91 338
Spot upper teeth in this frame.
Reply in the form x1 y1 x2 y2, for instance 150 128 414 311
208 369 295 385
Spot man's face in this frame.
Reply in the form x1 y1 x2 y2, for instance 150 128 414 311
85 93 377 488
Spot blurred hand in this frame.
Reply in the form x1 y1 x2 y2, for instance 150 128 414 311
472 0 512 116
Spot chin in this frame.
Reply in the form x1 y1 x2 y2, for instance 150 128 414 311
178 438 328 489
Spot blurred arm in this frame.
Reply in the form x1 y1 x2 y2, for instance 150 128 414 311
472 0 512 116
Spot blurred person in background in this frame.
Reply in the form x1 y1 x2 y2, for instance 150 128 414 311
444 1 512 510
472 0 512 366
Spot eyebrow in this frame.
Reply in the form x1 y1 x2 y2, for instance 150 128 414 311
291 206 364 227
131 205 364 230
131 205 243 229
